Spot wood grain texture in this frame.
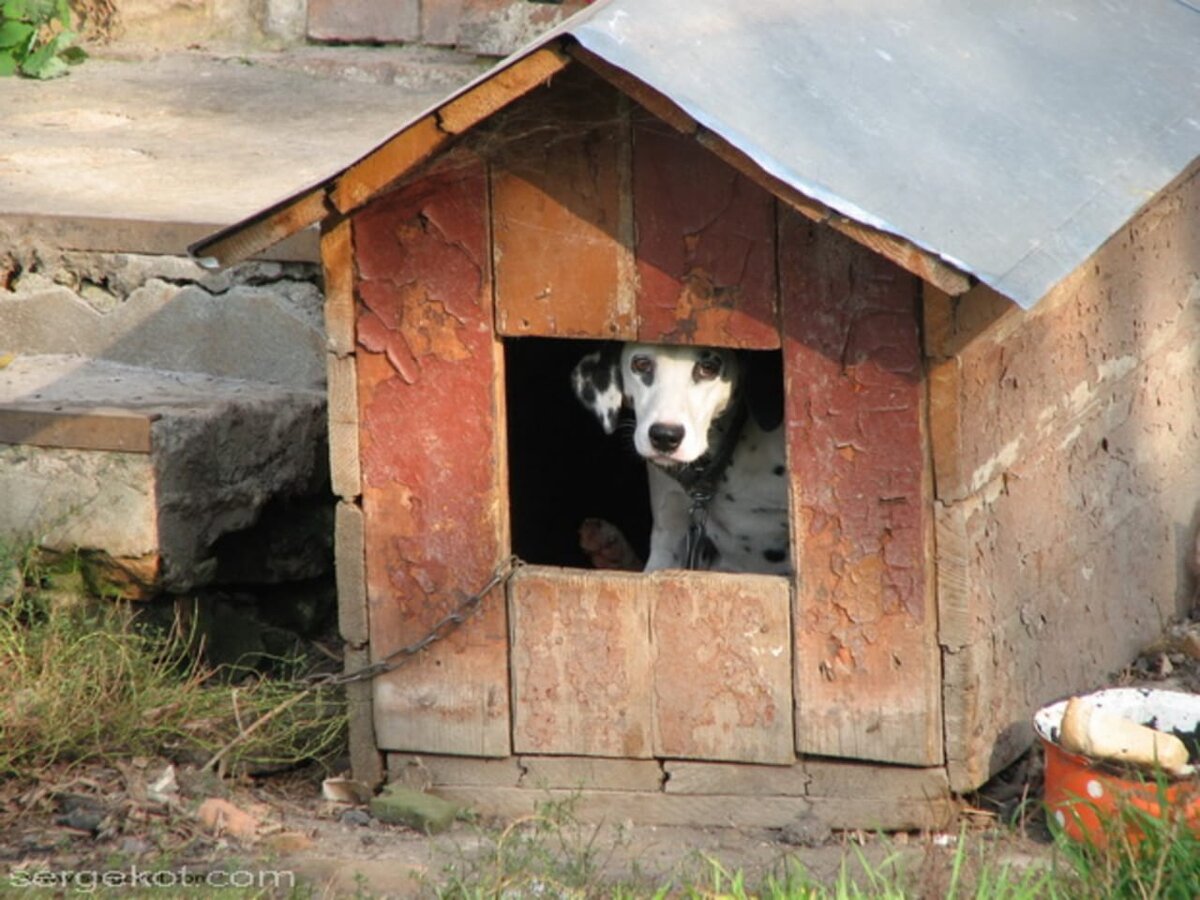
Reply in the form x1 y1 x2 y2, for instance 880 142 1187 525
510 567 793 764
353 154 511 757
633 115 780 348
492 71 636 339
510 568 655 758
780 210 941 766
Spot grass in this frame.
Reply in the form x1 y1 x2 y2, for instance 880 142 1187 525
0 540 346 781
4 539 1200 898
1049 777 1200 900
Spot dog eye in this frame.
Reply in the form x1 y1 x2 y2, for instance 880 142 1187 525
694 357 722 381
630 356 654 376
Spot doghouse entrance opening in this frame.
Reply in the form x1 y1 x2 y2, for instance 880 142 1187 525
504 336 788 572
505 337 651 569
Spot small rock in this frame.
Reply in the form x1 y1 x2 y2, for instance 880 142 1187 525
340 808 373 827
56 809 105 834
368 784 459 834
119 837 154 856
777 811 831 848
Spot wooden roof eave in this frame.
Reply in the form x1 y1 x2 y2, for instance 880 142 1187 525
189 45 573 269
567 43 974 299
191 37 970 299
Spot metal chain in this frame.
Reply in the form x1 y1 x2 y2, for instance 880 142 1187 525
303 555 523 689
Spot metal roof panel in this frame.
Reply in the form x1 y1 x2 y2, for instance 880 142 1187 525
564 0 1200 308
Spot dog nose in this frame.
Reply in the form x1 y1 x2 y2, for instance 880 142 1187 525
649 423 685 453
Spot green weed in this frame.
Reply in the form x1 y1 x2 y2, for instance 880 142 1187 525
0 541 345 781
0 0 86 78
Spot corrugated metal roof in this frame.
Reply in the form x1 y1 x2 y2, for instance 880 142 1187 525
557 0 1200 309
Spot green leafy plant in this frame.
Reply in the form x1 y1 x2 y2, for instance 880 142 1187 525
0 0 86 79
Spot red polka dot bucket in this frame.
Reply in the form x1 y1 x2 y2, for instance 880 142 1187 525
1035 688 1200 846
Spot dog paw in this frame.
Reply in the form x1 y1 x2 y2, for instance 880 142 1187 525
579 518 642 571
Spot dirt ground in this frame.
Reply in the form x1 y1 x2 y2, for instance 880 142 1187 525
3 619 1199 898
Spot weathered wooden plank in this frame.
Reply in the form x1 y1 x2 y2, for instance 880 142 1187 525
334 117 448 215
522 757 664 792
321 217 356 357
440 47 570 135
510 568 655 758
803 758 951 800
664 758 951 804
344 645 385 788
651 573 794 764
510 567 794 764
780 210 942 766
431 786 953 831
388 753 524 788
335 500 368 646
354 155 511 757
664 761 810 796
0 407 152 453
190 186 328 269
492 71 636 339
632 115 780 349
326 353 361 501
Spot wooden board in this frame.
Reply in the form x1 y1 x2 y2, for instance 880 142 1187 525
510 568 655 758
0 407 152 453
353 153 511 757
633 115 780 348
431 785 953 831
510 567 793 764
651 575 794 764
780 210 942 766
663 758 951 807
492 71 636 339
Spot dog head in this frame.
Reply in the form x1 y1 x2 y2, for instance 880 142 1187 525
572 342 742 466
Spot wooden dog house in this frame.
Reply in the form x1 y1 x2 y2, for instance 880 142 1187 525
194 0 1200 829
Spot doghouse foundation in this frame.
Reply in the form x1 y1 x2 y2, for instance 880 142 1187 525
192 3 1200 830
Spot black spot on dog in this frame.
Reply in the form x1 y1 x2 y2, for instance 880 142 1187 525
725 492 736 502
763 547 787 563
773 465 786 476
578 357 611 392
580 385 597 405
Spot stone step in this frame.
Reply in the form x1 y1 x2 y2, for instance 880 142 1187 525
0 354 327 596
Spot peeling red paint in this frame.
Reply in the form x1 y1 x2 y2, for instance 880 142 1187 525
782 210 939 764
352 152 511 756
633 116 779 348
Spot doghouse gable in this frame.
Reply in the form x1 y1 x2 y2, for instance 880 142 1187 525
189 2 1200 827
342 65 942 794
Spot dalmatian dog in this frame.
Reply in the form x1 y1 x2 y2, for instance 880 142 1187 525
571 342 791 575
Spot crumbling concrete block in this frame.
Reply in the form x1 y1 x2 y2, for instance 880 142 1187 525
0 355 326 596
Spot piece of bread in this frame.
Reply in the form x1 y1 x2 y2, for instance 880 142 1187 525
1059 697 1191 776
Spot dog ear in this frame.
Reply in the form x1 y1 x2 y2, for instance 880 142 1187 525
741 351 785 432
571 344 624 434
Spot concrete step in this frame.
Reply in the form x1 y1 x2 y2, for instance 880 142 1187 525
0 354 327 596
